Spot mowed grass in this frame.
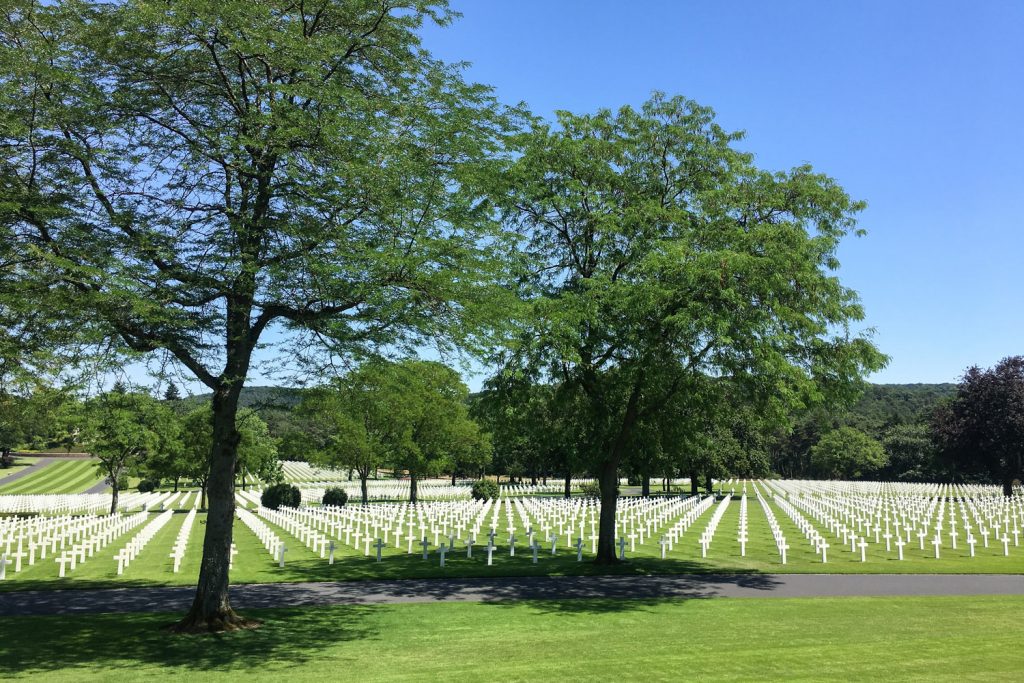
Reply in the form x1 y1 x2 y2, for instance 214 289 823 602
4 490 1023 593
1 595 1021 681
0 459 105 495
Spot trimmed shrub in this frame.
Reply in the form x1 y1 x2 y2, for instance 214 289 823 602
137 479 159 493
261 482 301 510
471 479 500 501
580 481 601 498
322 487 348 507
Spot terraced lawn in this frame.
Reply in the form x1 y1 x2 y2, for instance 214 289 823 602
0 459 105 495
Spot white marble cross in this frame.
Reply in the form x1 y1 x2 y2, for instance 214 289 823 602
575 536 584 562
438 543 449 567
374 538 385 563
419 537 430 560
0 554 10 580
618 537 627 560
277 543 287 567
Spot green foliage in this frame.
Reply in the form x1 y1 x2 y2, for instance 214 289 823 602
137 479 159 493
83 390 181 510
470 479 500 501
579 481 602 498
321 487 348 508
810 427 888 479
261 483 301 511
933 356 1024 493
1 0 518 619
882 423 939 482
296 359 489 502
485 93 886 557
171 406 281 490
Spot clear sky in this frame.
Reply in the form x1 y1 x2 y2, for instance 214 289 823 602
413 0 1024 386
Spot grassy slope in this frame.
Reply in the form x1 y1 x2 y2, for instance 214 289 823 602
0 459 104 495
1 595 1020 681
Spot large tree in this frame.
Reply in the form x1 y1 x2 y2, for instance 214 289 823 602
488 94 886 562
933 356 1024 495
1 0 510 630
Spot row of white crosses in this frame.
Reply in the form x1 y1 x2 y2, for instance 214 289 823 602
737 493 749 556
768 479 1023 562
54 512 150 578
257 505 336 561
169 508 198 572
698 495 731 558
113 509 174 575
654 495 714 557
752 483 789 564
772 489 835 562
237 508 286 566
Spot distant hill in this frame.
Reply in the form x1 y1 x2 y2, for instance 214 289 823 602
178 385 306 411
176 386 307 437
844 383 956 433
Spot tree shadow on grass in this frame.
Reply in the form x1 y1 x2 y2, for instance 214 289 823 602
0 605 380 677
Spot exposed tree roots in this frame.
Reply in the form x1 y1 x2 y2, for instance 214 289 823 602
168 609 262 635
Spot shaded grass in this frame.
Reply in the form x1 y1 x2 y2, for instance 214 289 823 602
1 595 1021 681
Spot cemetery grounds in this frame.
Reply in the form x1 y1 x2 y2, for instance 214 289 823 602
0 460 1021 680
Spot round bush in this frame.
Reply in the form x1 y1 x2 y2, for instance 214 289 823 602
471 479 500 501
261 482 301 510
137 479 159 493
322 487 348 507
580 481 601 498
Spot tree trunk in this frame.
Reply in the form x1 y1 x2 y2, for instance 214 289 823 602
563 470 572 499
173 475 179 493
531 474 537 486
361 475 369 505
1003 478 1014 497
172 383 256 633
200 483 208 511
641 474 650 497
451 472 457 486
410 474 418 503
690 472 698 496
594 459 619 564
347 468 353 481
542 475 547 485
109 483 119 515
705 474 713 495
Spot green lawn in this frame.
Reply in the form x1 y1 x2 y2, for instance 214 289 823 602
0 457 40 481
0 459 105 495
3 490 1022 593
1 595 1020 681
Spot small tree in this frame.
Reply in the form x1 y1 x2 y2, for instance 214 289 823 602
322 487 348 507
470 479 499 501
85 390 180 513
261 483 300 510
810 427 887 479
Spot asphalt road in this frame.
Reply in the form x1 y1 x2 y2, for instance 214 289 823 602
1 573 1021 617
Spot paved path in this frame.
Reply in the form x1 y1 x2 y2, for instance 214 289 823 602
0 458 59 489
83 478 109 494
1 573 1022 617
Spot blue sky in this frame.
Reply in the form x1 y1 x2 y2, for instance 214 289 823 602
414 0 1024 386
